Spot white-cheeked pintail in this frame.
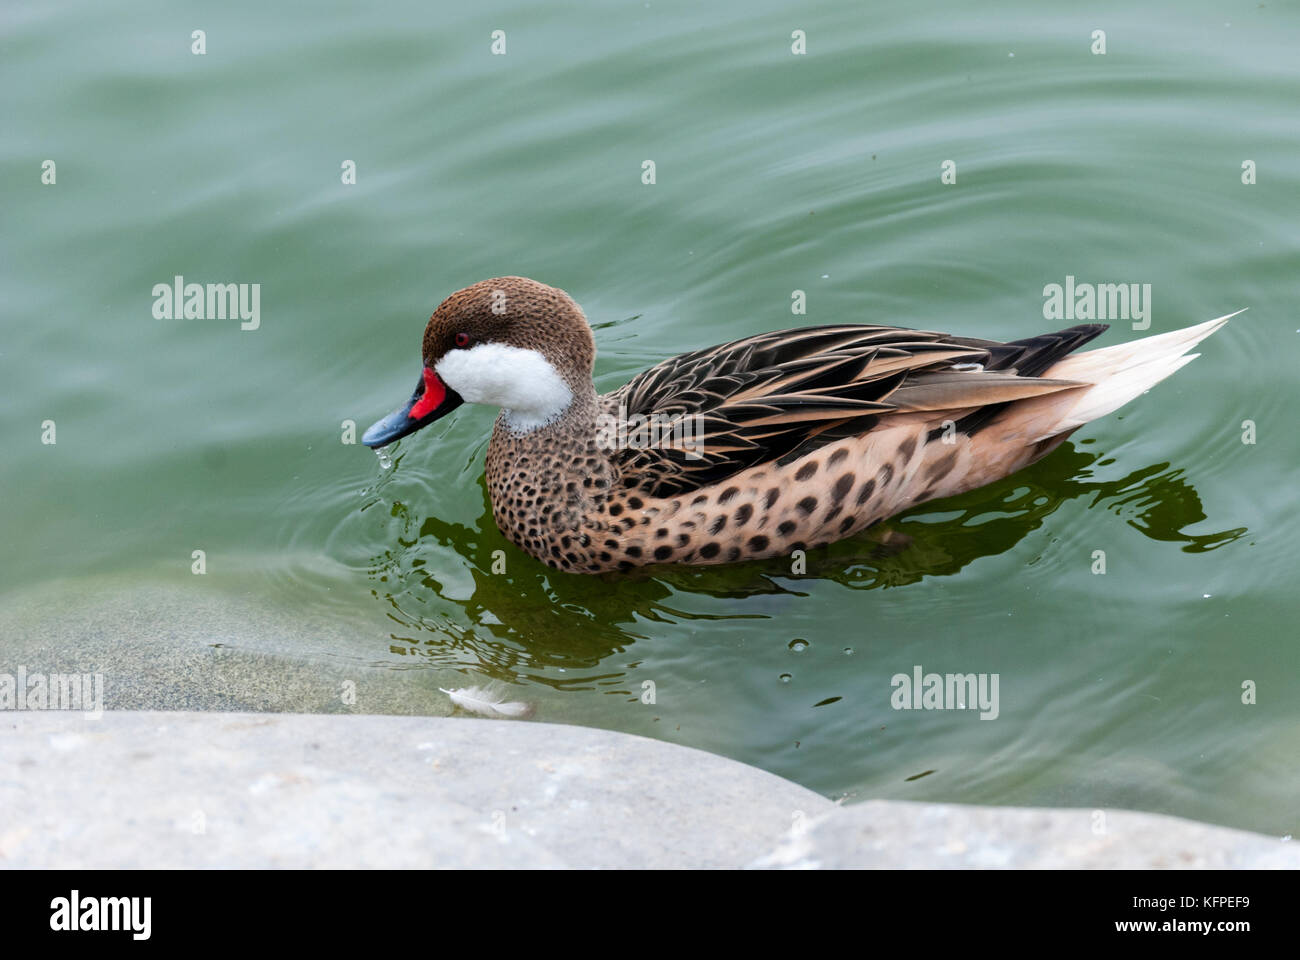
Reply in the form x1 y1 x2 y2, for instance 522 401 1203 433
363 277 1237 574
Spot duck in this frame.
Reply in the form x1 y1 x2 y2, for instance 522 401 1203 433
363 277 1236 574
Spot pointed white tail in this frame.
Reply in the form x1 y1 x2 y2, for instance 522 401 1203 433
1027 309 1244 442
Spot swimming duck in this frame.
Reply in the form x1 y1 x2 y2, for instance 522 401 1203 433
363 277 1234 574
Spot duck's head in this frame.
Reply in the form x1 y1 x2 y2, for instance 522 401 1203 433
362 277 595 449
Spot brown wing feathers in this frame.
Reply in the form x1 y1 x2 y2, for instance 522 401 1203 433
609 323 1105 497
940 322 1108 435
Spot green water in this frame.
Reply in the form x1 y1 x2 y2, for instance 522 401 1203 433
4 1 1298 836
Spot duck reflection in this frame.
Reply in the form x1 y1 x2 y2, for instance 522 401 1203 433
368 438 1245 679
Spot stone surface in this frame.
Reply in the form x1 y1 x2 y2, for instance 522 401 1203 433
0 711 828 868
2 711 1295 869
756 800 1299 869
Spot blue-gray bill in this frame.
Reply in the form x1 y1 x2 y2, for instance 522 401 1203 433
362 367 463 448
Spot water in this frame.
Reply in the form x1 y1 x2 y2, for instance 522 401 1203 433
3 0 1298 836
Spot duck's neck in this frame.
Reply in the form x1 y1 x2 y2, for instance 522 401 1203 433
484 383 617 564
495 380 599 445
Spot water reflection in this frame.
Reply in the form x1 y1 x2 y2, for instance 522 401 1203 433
365 438 1246 679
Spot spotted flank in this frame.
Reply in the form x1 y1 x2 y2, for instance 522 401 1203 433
363 277 1239 573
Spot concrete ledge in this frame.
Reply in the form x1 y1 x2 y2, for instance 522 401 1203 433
2 711 1295 868
759 801 1299 869
1 711 828 868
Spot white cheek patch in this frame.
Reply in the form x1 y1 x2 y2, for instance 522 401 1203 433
436 342 573 432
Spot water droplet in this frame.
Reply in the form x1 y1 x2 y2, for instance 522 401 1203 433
843 647 853 655
788 639 808 652
779 673 792 683
375 449 392 471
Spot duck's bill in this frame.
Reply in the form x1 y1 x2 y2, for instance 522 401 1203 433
362 367 464 449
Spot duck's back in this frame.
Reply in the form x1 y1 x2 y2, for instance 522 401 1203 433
573 316 1227 570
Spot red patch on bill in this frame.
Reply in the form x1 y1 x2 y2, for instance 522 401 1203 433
409 367 446 420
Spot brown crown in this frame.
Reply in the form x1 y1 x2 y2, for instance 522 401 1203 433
422 277 595 383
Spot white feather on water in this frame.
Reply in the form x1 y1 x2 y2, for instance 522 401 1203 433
439 684 534 719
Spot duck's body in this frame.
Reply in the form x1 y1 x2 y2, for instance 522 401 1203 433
363 278 1235 574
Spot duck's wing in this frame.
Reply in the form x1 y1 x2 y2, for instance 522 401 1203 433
603 322 1106 498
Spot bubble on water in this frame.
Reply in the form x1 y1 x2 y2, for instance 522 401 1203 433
779 673 792 683
843 647 853 655
788 639 808 652
375 449 393 471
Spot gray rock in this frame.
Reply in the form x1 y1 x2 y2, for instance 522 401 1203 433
0 711 828 868
3 710 1295 868
754 799 1299 869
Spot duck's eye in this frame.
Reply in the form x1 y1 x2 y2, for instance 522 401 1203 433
454 332 471 348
